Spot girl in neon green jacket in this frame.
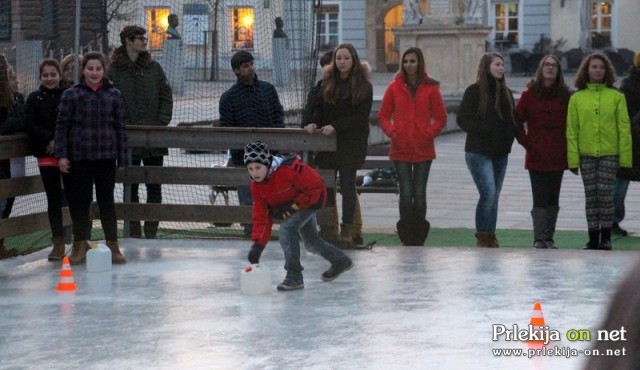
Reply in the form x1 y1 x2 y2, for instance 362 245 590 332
566 52 632 250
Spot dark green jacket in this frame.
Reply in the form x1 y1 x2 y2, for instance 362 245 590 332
108 46 173 157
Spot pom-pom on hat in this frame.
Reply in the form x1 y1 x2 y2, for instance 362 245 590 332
244 141 272 167
231 50 254 70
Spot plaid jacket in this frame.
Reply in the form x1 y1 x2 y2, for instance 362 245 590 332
55 79 127 166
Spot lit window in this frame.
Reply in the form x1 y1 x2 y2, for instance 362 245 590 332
316 4 339 50
232 7 254 50
493 2 519 50
591 1 612 48
146 7 171 50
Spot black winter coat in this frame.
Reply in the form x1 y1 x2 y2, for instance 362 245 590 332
617 68 640 181
457 82 516 157
310 80 373 169
24 85 65 158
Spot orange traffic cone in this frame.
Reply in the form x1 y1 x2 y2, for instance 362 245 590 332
529 301 546 327
56 256 77 292
527 301 548 344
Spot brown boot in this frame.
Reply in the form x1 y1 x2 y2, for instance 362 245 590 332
47 236 67 261
475 232 493 248
488 233 500 248
106 240 126 264
69 241 89 265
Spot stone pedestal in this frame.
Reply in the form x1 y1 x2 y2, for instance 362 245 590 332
394 24 490 94
161 39 185 96
16 40 42 95
272 38 291 86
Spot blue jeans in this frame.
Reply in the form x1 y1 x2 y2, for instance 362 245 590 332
465 152 508 233
279 209 351 283
613 177 630 224
394 160 432 221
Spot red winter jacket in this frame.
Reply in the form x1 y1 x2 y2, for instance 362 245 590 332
378 74 447 162
515 88 569 172
250 156 327 246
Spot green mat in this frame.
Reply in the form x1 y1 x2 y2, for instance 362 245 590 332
4 227 640 259
364 228 640 251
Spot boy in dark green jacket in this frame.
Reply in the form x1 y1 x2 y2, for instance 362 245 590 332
108 25 173 239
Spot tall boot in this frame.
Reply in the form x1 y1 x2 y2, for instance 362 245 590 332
47 236 67 261
531 208 548 249
600 228 612 250
69 241 90 265
475 232 492 248
584 229 600 250
336 223 358 249
545 207 559 249
106 240 127 264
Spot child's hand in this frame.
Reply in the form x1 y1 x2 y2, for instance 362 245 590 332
248 243 264 264
272 203 300 220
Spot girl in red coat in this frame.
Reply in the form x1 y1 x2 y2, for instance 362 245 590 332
515 54 571 249
244 141 353 291
378 47 447 245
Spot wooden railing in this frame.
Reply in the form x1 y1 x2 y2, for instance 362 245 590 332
0 126 337 240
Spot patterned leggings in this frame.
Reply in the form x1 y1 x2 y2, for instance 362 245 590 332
579 156 619 230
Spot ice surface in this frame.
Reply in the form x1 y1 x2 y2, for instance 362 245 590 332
1 239 637 369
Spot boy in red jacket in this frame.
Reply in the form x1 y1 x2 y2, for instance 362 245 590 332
244 141 353 291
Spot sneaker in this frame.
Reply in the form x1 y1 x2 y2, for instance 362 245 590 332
277 279 304 291
322 259 353 282
612 223 628 236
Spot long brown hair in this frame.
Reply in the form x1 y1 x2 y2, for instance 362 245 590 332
322 43 369 105
0 54 14 109
574 52 617 90
527 54 571 102
475 52 515 121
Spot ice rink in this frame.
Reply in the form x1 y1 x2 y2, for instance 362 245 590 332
1 239 637 369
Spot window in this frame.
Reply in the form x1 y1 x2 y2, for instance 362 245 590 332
0 1 10 40
493 2 519 50
146 7 171 50
316 4 339 50
591 1 612 48
232 7 254 50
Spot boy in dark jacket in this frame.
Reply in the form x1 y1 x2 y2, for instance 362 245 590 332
244 141 353 291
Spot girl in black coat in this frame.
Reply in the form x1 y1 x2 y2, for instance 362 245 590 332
24 59 68 261
304 43 373 244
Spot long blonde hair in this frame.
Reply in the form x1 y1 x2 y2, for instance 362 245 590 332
322 43 370 105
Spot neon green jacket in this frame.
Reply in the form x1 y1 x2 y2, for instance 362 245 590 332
566 83 632 169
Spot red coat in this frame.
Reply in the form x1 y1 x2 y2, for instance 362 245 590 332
515 88 569 171
250 157 327 246
378 74 447 162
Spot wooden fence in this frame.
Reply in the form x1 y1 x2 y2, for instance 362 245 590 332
0 126 337 240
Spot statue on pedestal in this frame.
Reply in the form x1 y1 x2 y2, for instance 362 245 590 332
403 0 424 25
465 0 484 24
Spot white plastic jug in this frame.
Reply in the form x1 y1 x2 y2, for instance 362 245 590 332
86 244 112 272
240 264 272 295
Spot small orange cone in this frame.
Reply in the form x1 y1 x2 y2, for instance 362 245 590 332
527 301 548 344
529 301 546 327
56 256 77 292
